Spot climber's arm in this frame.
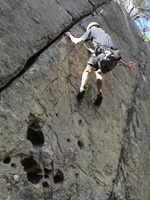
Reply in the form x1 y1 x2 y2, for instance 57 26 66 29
66 32 83 45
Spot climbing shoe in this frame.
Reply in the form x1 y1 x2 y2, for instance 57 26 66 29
94 92 103 107
77 90 85 101
77 86 85 101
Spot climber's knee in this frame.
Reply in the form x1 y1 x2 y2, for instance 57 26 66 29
84 66 93 74
95 69 103 80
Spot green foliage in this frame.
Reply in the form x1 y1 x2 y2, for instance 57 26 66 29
141 29 149 42
131 0 150 20
133 0 148 7
120 0 150 20
120 0 150 39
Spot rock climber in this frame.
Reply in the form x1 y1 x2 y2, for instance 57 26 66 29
66 22 120 107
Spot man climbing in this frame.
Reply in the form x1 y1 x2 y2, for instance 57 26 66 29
66 22 118 107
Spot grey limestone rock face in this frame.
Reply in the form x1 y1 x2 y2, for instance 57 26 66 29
0 0 107 89
0 0 150 200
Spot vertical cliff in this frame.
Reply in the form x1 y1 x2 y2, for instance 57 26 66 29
0 0 150 200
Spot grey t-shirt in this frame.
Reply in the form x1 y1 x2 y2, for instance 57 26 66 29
82 27 114 48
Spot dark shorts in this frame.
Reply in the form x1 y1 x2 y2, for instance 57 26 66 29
87 53 105 71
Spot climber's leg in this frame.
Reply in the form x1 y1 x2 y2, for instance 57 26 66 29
95 69 103 93
77 66 93 100
94 69 103 106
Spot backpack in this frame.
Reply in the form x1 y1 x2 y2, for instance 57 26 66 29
95 46 122 74
100 57 118 74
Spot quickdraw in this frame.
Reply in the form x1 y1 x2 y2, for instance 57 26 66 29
117 60 135 71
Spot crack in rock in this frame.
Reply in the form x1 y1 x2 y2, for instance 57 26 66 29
108 74 146 200
0 0 110 94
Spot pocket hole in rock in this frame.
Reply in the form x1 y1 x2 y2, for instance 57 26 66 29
44 168 51 174
77 140 85 150
43 181 49 188
27 126 44 147
27 173 43 185
11 163 17 168
67 138 71 143
79 119 82 126
44 174 49 179
21 156 43 184
75 173 79 178
53 169 64 184
3 157 11 164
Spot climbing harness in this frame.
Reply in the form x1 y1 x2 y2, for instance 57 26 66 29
79 23 136 72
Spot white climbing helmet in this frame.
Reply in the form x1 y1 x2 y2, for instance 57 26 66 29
87 22 100 31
